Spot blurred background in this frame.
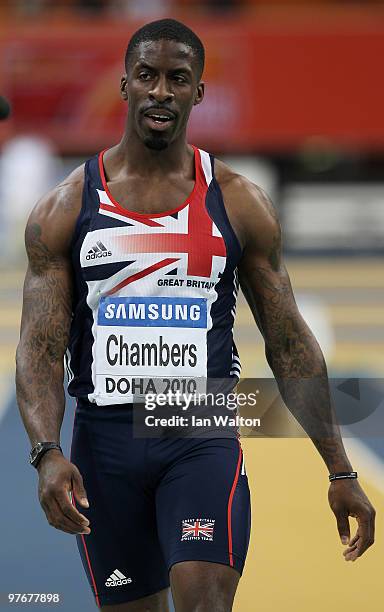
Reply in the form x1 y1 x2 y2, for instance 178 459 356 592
0 1 383 611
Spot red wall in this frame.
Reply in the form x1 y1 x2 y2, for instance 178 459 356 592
1 9 383 153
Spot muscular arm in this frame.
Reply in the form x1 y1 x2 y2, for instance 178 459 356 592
16 222 73 445
218 165 375 560
16 168 82 445
15 166 91 536
237 186 350 472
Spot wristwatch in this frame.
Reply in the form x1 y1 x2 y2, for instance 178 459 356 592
29 442 62 468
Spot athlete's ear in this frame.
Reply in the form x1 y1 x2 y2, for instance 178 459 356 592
120 75 128 101
193 82 205 106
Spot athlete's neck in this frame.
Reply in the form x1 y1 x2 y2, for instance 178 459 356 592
111 130 193 179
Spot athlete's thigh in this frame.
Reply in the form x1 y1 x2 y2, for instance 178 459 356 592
100 588 169 611
155 437 251 583
170 560 239 612
70 404 170 608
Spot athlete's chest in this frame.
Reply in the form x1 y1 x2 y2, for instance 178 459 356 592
81 201 226 302
76 147 234 307
105 174 195 216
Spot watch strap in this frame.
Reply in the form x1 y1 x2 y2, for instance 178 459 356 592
30 442 62 468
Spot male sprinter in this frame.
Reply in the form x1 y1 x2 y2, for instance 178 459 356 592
16 19 375 612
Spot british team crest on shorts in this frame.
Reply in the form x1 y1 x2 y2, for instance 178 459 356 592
181 519 215 541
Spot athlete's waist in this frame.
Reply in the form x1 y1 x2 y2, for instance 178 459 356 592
75 394 240 418
75 397 136 419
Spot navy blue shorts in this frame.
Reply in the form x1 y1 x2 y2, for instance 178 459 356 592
70 400 251 607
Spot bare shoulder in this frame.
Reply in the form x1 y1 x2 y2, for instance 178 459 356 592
25 163 85 265
33 163 85 218
55 163 86 208
214 158 280 250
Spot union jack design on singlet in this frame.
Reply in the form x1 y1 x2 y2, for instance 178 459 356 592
66 146 242 405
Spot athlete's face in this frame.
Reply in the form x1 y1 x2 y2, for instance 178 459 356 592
121 40 204 150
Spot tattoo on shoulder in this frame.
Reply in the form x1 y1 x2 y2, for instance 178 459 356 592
25 223 64 274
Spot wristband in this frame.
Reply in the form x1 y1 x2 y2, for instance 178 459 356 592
29 442 62 468
329 471 358 482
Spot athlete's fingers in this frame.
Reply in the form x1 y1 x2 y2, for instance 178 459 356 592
343 538 358 554
344 545 360 562
335 511 351 545
55 489 90 527
343 539 359 558
343 511 375 561
41 497 90 535
349 531 360 546
342 526 360 561
351 513 375 558
344 546 359 561
342 512 359 559
71 465 89 508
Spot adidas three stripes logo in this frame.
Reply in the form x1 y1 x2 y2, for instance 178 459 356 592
105 569 132 587
86 241 112 260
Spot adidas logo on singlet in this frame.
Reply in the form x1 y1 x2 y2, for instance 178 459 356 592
105 569 132 587
86 240 112 260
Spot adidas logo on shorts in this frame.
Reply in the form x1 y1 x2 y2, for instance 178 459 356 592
105 569 132 587
86 241 112 260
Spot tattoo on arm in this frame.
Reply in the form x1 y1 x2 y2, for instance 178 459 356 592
25 223 64 274
267 234 281 273
16 222 73 444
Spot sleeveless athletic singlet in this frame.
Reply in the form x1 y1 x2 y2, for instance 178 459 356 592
66 146 242 405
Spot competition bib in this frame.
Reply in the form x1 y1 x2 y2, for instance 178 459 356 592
93 296 208 403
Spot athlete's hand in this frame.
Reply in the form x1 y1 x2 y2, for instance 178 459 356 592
328 479 375 561
37 450 91 536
